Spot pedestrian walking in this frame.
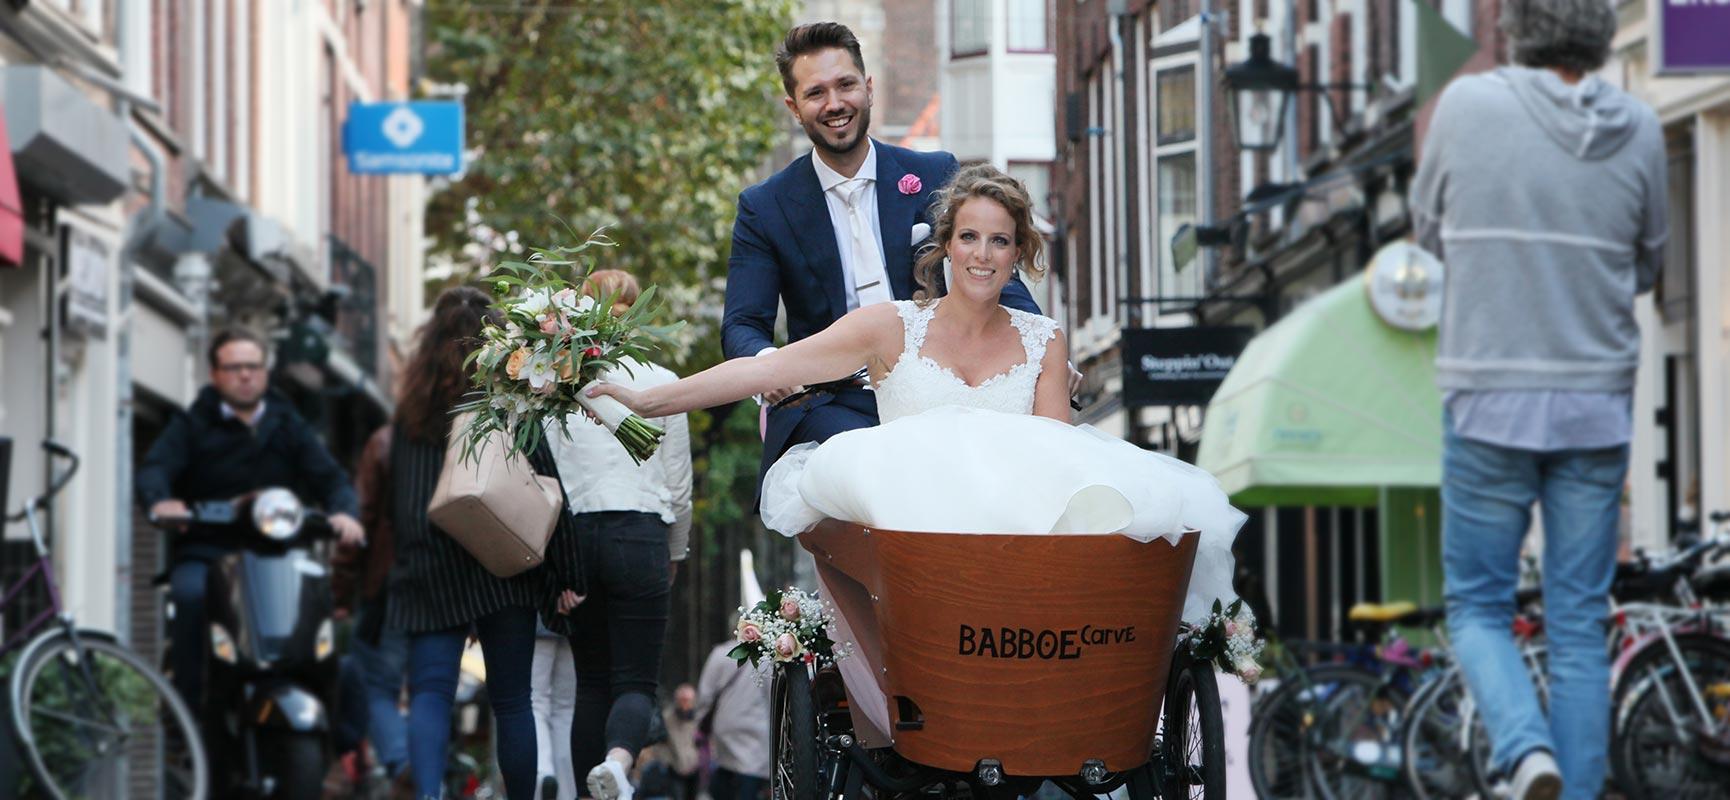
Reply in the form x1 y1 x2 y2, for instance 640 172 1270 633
1410 2 1668 798
635 683 700 799
333 424 411 785
694 640 770 800
545 269 695 800
383 286 583 800
530 620 578 799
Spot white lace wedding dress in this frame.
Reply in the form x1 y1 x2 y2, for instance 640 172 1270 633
761 299 1245 625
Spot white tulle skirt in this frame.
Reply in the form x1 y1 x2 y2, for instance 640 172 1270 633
762 405 1246 626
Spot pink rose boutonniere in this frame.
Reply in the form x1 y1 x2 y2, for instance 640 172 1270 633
897 173 922 195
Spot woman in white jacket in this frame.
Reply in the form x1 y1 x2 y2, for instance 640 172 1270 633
544 269 694 800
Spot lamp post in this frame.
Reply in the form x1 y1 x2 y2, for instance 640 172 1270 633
1224 32 1299 153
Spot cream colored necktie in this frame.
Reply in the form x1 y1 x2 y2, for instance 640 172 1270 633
842 179 893 307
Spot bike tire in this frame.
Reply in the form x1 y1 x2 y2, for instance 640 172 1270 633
1160 656 1226 799
261 731 326 800
1609 634 1730 799
1247 662 1384 800
770 662 824 800
9 630 209 800
1399 669 1474 800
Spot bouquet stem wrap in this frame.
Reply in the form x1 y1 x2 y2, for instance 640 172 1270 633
577 378 666 464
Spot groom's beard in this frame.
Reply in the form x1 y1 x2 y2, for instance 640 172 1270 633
803 105 871 157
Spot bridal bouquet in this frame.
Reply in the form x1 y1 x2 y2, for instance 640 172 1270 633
1183 598 1265 684
455 229 683 464
729 587 845 672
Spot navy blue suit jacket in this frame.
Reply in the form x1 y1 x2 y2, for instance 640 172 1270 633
721 141 1042 492
721 140 1040 360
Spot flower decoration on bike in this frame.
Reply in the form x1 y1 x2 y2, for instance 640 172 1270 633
1184 598 1265 684
455 228 684 464
729 587 846 673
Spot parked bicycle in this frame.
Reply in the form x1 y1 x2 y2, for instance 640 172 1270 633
2 440 209 799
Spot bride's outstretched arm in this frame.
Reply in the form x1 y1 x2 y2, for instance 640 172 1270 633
590 303 901 417
1032 329 1072 424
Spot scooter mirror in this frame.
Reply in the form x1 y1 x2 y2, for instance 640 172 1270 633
252 488 305 540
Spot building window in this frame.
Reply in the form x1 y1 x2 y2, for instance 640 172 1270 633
1007 0 1051 52
1156 151 1202 299
951 0 990 57
1156 66 1195 146
1008 162 1052 220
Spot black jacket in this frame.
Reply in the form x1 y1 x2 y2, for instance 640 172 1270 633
137 386 360 553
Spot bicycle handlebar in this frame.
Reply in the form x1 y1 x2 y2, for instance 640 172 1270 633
4 440 80 523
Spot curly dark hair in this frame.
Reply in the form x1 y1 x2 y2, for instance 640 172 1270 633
775 22 866 97
913 163 1047 303
395 286 499 443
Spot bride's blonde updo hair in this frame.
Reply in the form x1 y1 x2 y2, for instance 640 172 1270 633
914 163 1047 302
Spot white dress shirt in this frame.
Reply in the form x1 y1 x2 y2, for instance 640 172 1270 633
812 141 890 313
546 358 694 560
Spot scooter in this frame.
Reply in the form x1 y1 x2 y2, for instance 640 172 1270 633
159 488 340 800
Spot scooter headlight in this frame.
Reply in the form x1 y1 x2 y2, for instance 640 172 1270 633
210 624 238 664
252 488 304 541
315 619 335 661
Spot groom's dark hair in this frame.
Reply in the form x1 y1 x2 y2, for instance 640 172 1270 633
775 22 866 97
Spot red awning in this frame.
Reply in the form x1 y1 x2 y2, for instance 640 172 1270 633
0 104 23 267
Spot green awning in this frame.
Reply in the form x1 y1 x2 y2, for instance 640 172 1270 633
1197 276 1442 507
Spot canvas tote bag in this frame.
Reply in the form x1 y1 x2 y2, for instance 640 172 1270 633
426 412 564 577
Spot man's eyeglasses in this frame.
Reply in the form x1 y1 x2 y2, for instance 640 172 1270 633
215 363 267 375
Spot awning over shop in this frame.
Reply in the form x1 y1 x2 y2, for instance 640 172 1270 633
0 103 21 266
1196 277 1442 507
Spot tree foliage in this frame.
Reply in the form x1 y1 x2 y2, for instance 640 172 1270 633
424 0 797 534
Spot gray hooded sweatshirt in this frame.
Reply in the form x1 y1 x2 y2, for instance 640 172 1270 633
1411 66 1667 395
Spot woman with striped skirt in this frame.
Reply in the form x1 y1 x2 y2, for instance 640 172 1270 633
384 286 581 799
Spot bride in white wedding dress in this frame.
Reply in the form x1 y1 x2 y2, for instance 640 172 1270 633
588 164 1245 628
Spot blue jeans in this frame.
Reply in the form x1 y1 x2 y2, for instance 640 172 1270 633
351 624 410 775
406 606 539 800
1442 414 1625 800
167 560 209 713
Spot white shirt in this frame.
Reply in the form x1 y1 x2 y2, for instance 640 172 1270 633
546 359 694 560
812 140 886 313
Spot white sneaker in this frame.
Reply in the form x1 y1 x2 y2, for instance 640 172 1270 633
1510 750 1561 800
586 759 635 800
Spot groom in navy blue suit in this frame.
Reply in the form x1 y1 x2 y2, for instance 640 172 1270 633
722 22 1041 489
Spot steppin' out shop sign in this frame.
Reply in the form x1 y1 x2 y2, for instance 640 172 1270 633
1122 326 1255 407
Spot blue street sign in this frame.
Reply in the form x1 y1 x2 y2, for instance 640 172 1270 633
342 101 464 174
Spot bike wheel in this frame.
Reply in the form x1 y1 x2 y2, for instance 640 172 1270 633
771 662 823 800
1610 635 1730 799
1247 663 1383 800
1302 668 1408 800
1159 656 1226 799
261 731 326 800
1399 670 1474 800
10 631 209 800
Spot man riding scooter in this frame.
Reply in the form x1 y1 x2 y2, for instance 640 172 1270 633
135 328 365 715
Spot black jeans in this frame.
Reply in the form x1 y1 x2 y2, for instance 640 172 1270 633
565 511 671 773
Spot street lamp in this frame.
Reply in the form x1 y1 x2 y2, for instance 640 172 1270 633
1224 32 1298 153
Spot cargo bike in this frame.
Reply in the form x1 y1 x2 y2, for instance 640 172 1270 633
768 519 1226 800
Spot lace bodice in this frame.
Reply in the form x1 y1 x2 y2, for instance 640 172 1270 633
873 300 1060 423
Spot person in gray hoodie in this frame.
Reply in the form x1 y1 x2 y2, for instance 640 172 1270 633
1409 2 1667 799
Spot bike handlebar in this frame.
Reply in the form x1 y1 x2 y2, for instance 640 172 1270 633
5 440 80 523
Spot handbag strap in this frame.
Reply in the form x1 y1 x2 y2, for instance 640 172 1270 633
701 664 748 731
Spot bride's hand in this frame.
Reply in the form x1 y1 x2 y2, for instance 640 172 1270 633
583 381 642 423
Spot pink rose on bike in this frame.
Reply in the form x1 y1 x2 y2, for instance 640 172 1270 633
773 633 803 662
780 597 802 621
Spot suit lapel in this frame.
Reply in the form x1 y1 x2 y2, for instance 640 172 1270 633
778 155 848 320
875 143 917 300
